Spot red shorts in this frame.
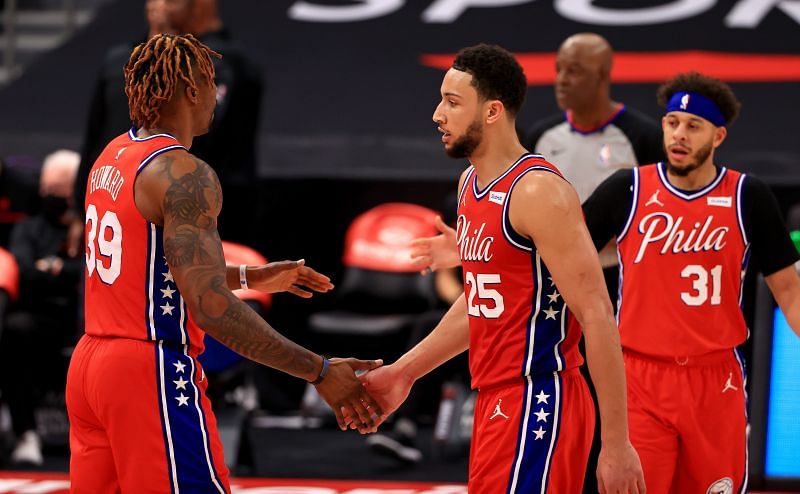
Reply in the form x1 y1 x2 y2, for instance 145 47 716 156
469 368 594 493
66 334 230 493
625 349 747 494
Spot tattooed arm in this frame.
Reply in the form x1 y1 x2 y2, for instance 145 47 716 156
134 149 381 429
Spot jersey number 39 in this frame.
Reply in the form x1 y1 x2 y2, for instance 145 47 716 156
85 204 122 284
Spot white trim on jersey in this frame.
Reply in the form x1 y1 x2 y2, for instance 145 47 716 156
733 349 749 494
617 167 640 242
553 299 567 372
457 167 475 206
657 162 728 200
137 145 186 174
524 253 544 376
508 375 535 494
157 341 181 493
472 153 543 200
178 293 187 346
186 346 227 494
148 223 158 341
735 174 748 245
539 373 562 494
128 127 178 142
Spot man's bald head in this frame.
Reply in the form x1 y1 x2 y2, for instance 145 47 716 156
554 32 614 113
559 33 613 76
40 149 80 198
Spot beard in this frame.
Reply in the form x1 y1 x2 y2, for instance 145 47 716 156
446 120 483 159
664 139 713 177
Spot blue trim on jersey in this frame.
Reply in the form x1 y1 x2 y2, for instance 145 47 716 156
472 153 543 200
617 167 639 242
147 225 188 346
522 254 569 377
502 166 566 253
657 162 728 201
506 373 562 493
156 344 227 493
738 244 752 311
129 127 178 142
137 145 186 176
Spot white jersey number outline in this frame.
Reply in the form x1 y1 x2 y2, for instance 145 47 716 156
465 272 504 318
680 264 722 306
85 204 123 284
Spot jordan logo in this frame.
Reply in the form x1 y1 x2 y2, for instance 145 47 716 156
489 399 510 420
722 373 738 393
645 189 664 207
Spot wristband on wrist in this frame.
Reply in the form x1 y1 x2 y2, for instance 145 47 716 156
310 357 330 385
239 264 248 290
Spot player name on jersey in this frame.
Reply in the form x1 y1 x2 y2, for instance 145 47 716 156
88 164 125 201
635 212 730 263
456 215 495 263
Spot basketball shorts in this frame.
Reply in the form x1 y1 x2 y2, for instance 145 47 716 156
66 334 230 493
469 368 594 493
624 349 747 494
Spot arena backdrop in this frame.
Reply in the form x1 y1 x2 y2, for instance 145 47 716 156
0 0 798 183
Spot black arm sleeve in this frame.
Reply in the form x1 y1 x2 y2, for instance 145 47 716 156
582 169 635 251
742 176 799 276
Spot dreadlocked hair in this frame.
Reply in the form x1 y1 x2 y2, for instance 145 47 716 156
124 33 221 129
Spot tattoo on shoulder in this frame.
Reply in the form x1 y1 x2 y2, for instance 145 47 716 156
161 154 223 267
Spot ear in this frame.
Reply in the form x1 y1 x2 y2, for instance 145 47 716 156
713 125 727 148
485 100 504 124
185 85 198 103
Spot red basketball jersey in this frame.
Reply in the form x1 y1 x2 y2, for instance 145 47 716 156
458 154 583 390
84 129 206 353
617 163 749 357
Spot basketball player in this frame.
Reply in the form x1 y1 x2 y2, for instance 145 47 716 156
581 72 800 493
66 34 382 493
409 71 800 492
360 44 644 493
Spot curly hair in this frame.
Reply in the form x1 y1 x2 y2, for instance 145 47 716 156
657 72 741 125
452 44 527 116
124 33 221 129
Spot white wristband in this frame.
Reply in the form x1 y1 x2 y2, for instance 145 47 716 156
239 264 248 290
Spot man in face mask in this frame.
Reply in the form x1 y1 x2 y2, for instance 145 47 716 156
0 150 82 466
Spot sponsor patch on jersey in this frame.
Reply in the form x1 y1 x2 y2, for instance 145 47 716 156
489 191 506 205
707 196 732 208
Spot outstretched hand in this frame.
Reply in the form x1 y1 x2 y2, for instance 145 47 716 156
409 216 460 275
354 363 415 434
597 440 646 494
245 259 334 298
315 357 385 432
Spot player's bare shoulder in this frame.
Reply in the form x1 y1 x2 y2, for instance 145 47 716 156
135 149 222 225
509 169 581 237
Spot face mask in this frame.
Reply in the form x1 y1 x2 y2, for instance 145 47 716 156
41 194 69 222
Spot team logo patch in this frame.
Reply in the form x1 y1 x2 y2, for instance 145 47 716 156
707 196 732 207
706 477 733 494
489 191 506 205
